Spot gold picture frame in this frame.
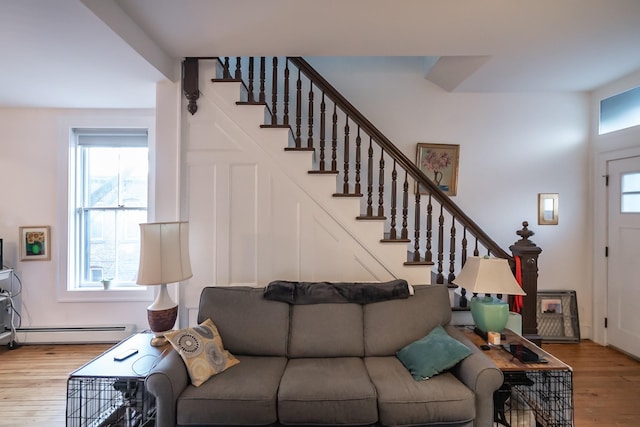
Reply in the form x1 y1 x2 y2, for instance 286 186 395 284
538 193 559 225
416 143 460 196
19 226 51 261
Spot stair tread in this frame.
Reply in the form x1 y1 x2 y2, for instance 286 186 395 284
237 101 267 106
212 78 243 83
357 215 386 220
285 147 315 151
380 238 411 243
403 261 435 266
333 193 363 198
308 170 338 174
260 124 290 129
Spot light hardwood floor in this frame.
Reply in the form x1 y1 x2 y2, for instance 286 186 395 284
0 340 638 426
0 342 111 426
545 341 640 427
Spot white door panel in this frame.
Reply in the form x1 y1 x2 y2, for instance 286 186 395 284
607 156 640 358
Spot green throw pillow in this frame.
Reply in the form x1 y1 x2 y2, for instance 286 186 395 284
396 325 472 381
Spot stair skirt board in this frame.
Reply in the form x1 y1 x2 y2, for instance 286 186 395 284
14 324 135 344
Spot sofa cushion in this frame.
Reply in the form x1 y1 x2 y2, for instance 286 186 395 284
165 318 240 387
176 355 288 426
365 356 475 426
364 284 452 356
278 357 378 425
288 303 364 357
396 325 472 380
198 286 289 356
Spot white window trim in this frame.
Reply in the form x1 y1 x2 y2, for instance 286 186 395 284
57 112 156 303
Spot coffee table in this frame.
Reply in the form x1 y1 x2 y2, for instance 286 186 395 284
66 331 169 427
459 326 574 427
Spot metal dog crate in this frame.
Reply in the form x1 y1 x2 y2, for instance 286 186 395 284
496 370 574 427
537 290 580 343
66 376 155 427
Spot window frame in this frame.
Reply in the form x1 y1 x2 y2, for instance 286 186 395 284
74 135 148 289
621 172 640 213
57 114 155 303
599 85 640 135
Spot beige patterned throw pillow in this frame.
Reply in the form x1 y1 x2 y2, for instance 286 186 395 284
165 318 240 386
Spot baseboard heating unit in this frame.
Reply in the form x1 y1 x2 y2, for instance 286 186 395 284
15 324 135 344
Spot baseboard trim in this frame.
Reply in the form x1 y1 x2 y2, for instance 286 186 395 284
14 324 136 344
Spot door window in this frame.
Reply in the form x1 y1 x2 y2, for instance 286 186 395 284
621 172 640 213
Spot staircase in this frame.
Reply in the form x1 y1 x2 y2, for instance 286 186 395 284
206 81 433 286
181 57 542 336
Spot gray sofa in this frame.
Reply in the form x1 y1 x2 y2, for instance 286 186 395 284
146 284 503 427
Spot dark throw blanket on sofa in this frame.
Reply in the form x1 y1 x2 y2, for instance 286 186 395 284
263 279 411 304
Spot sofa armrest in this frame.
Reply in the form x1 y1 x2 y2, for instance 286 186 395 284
445 325 503 427
145 349 189 427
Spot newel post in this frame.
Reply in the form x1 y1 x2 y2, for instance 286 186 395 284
509 221 542 344
183 57 200 115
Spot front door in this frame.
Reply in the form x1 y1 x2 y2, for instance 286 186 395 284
607 155 640 358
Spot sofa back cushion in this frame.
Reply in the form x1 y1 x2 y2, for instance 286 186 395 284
198 286 289 356
363 284 452 356
288 303 364 357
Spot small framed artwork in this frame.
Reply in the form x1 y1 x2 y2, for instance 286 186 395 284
19 226 51 261
538 193 559 225
416 143 460 196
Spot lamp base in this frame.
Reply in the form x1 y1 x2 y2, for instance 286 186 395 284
470 295 509 336
147 305 178 334
146 283 178 345
149 336 169 347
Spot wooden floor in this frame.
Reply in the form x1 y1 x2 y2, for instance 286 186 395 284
0 342 111 426
0 340 638 426
544 341 640 426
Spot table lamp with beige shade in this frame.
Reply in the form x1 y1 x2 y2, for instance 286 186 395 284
136 221 192 346
453 256 526 339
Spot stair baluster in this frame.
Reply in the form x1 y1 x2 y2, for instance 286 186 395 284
270 58 278 125
355 127 362 196
448 219 457 284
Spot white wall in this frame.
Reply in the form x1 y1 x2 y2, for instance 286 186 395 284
308 57 592 337
0 108 156 334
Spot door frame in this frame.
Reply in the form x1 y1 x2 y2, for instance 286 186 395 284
593 143 640 346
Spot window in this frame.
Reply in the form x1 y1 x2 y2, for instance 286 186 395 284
599 86 640 135
621 172 640 213
69 129 148 289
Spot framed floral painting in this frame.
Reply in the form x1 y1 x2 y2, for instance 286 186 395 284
416 143 460 196
19 226 51 261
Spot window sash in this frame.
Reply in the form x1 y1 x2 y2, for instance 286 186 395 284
71 131 148 290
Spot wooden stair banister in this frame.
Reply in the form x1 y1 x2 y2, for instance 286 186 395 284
184 56 540 336
289 57 510 261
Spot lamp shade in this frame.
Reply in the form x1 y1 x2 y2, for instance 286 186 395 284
136 221 193 286
453 256 526 296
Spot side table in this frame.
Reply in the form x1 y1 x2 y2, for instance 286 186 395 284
459 327 574 427
66 331 169 427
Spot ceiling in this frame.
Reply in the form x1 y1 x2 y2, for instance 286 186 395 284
1 0 640 109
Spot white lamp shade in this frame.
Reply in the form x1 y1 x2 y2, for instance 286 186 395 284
453 256 526 296
136 221 193 286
